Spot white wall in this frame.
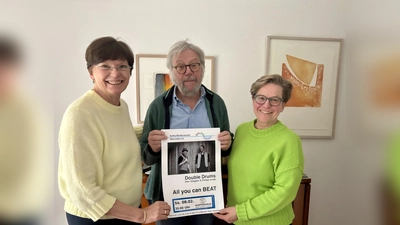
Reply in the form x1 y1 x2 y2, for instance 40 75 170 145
2 1 348 224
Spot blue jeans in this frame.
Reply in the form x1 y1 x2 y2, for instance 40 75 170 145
66 213 140 225
156 214 215 225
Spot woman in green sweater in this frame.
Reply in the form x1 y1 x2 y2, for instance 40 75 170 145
214 74 304 225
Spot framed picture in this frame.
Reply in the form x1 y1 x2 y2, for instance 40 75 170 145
135 54 215 124
266 36 343 138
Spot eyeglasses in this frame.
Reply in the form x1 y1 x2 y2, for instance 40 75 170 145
96 64 132 72
253 95 283 106
173 63 201 74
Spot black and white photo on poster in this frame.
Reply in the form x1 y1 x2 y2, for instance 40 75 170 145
167 141 216 175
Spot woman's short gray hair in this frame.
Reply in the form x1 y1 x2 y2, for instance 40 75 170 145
166 40 205 70
250 74 293 103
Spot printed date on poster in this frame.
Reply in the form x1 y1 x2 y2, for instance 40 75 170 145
172 195 215 212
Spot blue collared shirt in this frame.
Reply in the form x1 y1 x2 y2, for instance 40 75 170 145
170 86 211 129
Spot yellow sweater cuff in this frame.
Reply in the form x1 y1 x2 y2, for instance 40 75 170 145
65 194 116 221
87 194 116 221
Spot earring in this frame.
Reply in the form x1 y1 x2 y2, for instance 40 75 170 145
92 79 95 83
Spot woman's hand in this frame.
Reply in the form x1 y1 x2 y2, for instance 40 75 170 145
144 201 171 224
218 131 232 151
213 206 238 224
148 130 167 152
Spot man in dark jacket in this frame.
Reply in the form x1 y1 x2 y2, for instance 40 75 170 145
140 40 233 225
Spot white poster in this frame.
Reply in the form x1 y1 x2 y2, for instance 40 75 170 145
161 128 224 218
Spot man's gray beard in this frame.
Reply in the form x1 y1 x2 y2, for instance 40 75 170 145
172 73 204 97
178 83 202 97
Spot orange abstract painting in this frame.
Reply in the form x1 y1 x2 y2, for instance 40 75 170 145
155 73 173 97
282 55 323 107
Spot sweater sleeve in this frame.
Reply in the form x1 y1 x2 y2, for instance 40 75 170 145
133 125 143 140
213 94 234 156
140 100 162 165
236 135 304 221
58 109 116 221
236 167 303 221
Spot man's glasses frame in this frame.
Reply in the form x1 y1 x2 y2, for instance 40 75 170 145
173 63 201 74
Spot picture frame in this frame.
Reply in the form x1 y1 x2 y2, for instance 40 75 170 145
135 54 215 124
266 36 343 138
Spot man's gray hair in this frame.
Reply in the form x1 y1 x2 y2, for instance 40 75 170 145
166 39 205 70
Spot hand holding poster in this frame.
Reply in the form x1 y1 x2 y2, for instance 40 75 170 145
161 128 224 218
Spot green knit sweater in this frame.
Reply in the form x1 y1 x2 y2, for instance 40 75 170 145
227 120 304 225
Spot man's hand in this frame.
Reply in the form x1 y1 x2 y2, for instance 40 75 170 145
218 131 232 151
148 130 167 152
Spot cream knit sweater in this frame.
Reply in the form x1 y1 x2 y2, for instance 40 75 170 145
58 90 142 221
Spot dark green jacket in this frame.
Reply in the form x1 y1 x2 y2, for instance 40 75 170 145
140 85 233 201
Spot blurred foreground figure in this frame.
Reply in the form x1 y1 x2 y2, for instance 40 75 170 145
351 38 400 225
0 35 50 225
361 43 400 225
382 132 400 225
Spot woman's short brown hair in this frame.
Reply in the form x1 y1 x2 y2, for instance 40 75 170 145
250 74 293 103
85 36 134 74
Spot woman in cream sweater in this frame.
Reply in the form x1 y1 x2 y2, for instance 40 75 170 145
58 37 170 225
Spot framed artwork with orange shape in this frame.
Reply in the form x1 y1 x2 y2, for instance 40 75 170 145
266 36 343 138
135 54 215 124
